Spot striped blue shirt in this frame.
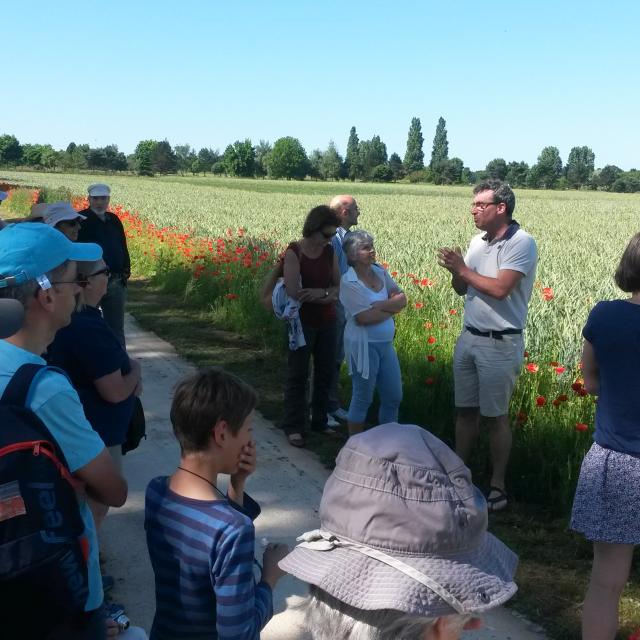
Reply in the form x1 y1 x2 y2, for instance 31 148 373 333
145 476 273 640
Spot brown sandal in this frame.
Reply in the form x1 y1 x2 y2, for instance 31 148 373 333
487 486 508 512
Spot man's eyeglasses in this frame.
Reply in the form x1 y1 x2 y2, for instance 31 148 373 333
50 280 89 289
89 268 111 278
471 201 499 212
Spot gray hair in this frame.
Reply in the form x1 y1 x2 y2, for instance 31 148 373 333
304 587 471 640
0 261 70 308
343 230 375 267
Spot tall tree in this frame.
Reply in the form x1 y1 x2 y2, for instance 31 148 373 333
198 148 219 173
593 165 623 191
404 117 424 172
22 144 44 167
505 161 529 187
345 126 360 181
430 117 449 169
254 140 272 178
528 146 563 188
267 137 309 180
565 146 595 188
359 135 387 179
151 140 178 174
222 139 255 177
134 140 157 176
308 149 323 180
319 141 343 181
0 134 22 165
174 144 192 174
485 158 508 180
388 153 405 181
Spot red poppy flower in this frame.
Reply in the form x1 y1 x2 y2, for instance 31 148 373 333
427 355 436 362
449 309 458 315
425 377 435 385
535 396 546 407
555 366 565 374
524 351 530 358
526 363 539 373
557 394 569 402
549 361 559 367
414 302 424 309
627 629 640 640
382 262 389 269
391 271 398 277
552 399 561 407
225 293 238 300
571 381 583 392
542 287 554 301
578 388 589 397
575 423 588 432
427 336 437 345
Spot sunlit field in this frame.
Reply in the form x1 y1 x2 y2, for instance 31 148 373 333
3 170 639 513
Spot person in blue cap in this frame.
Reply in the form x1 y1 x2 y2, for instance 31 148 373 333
0 222 128 639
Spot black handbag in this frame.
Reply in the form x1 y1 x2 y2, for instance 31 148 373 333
122 397 146 455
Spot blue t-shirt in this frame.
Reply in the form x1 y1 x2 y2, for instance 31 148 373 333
47 306 135 446
0 340 106 611
145 476 273 640
582 300 640 454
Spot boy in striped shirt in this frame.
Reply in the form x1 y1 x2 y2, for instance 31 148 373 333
145 368 288 640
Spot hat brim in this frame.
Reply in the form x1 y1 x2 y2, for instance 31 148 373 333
279 531 518 617
67 242 102 263
46 212 87 226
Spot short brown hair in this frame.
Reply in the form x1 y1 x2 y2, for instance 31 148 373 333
614 232 640 293
302 205 341 238
170 368 258 453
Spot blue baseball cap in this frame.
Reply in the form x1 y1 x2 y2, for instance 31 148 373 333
0 222 102 289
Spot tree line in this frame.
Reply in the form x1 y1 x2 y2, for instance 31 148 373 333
0 118 638 192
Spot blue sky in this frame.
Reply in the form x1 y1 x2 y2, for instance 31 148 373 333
2 0 638 169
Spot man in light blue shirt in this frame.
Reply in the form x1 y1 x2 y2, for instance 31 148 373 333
328 195 360 423
0 222 128 638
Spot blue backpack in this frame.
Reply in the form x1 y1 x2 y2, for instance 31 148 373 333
0 363 89 637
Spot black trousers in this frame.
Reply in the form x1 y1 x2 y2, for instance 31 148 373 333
282 323 337 435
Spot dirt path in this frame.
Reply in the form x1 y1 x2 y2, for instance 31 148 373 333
101 315 547 639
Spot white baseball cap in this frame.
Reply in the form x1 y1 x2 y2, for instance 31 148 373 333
43 201 86 227
87 183 111 197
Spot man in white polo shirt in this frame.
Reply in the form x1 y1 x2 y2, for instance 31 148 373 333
438 179 537 512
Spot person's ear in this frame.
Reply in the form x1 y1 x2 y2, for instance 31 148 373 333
34 287 54 312
212 419 229 447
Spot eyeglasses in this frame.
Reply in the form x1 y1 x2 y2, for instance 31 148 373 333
471 201 499 212
89 267 111 278
50 280 90 289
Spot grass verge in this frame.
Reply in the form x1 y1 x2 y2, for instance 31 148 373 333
126 278 640 640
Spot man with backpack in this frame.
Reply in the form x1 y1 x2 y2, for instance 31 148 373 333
0 222 128 638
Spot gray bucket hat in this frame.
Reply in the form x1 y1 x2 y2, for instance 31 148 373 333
279 423 518 617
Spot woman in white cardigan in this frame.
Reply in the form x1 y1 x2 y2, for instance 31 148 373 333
340 231 407 436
